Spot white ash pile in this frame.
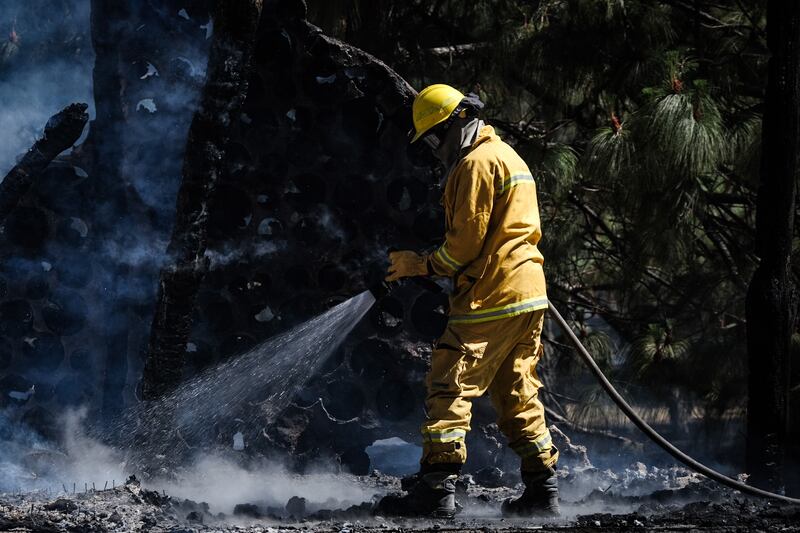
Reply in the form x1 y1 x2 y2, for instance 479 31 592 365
0 477 170 533
0 474 388 532
545 425 731 509
558 462 712 509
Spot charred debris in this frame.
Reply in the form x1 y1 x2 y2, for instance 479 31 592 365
0 469 799 532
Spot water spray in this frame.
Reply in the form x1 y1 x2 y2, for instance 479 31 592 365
108 291 376 468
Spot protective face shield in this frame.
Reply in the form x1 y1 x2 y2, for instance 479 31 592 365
406 90 485 171
408 92 485 146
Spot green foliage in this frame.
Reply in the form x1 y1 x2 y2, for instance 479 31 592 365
629 323 690 377
581 328 616 369
644 92 725 177
730 114 762 183
584 124 636 181
539 143 579 195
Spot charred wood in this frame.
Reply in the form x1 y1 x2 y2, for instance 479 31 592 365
141 0 264 400
88 0 134 422
0 103 88 223
87 0 127 200
0 517 60 533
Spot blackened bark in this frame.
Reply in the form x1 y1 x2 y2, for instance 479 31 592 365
88 0 127 197
0 103 88 222
89 0 133 422
745 0 800 492
140 0 264 400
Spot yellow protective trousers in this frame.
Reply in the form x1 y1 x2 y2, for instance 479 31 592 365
420 309 558 473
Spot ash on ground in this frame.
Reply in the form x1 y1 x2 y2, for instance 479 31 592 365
1 464 798 532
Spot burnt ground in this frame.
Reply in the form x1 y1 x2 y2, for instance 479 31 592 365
1 471 798 532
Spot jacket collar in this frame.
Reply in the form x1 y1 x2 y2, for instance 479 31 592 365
469 125 498 152
443 124 498 183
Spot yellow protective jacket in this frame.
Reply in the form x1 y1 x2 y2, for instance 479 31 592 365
426 125 548 324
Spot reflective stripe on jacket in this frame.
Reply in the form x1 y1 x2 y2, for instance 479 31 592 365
426 125 548 323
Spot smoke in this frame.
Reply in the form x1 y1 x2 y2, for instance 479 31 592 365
0 405 377 513
205 240 286 270
154 454 375 514
365 437 420 476
0 407 125 493
1 292 379 507
99 235 170 271
0 0 215 430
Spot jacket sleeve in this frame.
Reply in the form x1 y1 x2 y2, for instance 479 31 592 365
427 159 494 276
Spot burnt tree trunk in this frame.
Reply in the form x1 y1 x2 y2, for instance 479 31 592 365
88 0 128 211
745 0 800 492
89 0 134 422
0 103 88 222
140 0 264 400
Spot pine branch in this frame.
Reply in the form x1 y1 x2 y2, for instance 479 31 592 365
656 0 747 36
568 192 623 250
425 42 486 55
704 192 753 205
544 406 643 448
734 0 766 39
700 216 748 289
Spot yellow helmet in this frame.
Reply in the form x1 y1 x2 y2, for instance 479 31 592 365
410 84 465 143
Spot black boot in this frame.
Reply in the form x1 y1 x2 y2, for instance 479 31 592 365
376 471 458 518
502 467 559 517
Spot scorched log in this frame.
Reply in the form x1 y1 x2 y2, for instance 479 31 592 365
0 103 88 223
141 0 264 400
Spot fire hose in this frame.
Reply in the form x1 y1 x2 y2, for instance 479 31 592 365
547 300 800 505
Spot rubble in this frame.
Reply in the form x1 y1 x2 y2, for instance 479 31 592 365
233 503 264 519
285 495 306 518
0 468 798 532
549 425 593 471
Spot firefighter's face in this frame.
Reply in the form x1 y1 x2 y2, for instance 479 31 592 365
431 122 463 165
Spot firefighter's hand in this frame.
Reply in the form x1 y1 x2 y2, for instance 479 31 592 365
386 250 428 281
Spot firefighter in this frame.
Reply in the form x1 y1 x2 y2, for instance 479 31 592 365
378 84 559 518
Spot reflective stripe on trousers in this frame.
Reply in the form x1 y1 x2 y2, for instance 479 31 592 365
422 428 467 443
510 430 553 458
